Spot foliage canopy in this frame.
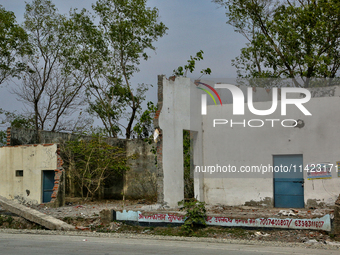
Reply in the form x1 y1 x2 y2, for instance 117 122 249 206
0 5 31 84
69 0 168 138
214 0 340 87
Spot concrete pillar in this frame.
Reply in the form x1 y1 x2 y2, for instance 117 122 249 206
154 75 165 205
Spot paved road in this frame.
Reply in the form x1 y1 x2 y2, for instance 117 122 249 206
0 233 338 255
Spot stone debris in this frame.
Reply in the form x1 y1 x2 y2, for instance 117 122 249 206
326 241 340 246
109 222 121 231
207 204 333 220
254 231 270 237
311 209 325 216
2 198 339 245
304 239 319 244
75 226 90 231
14 200 333 222
277 210 296 216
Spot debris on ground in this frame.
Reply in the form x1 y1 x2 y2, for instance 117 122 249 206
1 198 339 244
277 210 296 216
254 231 270 237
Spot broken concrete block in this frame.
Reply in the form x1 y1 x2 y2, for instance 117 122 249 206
99 209 112 224
0 196 74 231
277 210 296 216
254 231 270 237
304 239 319 244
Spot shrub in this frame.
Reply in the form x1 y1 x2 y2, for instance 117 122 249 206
178 198 207 235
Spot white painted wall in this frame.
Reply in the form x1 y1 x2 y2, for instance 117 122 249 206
159 77 193 207
0 144 57 204
159 76 340 208
202 90 340 207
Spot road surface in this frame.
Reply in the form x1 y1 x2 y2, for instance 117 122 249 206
0 232 338 255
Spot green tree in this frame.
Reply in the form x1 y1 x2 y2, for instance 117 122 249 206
133 101 157 139
214 0 340 87
0 109 34 129
71 0 167 138
173 50 211 78
0 5 31 84
0 109 34 146
12 0 89 136
60 135 128 200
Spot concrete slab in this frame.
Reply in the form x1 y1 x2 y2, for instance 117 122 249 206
0 196 74 231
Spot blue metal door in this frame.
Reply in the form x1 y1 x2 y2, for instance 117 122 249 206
43 170 55 203
273 155 304 208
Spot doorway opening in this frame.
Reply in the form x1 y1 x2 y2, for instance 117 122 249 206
183 130 194 199
273 154 304 208
42 170 55 203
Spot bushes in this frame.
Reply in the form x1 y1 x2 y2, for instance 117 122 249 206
61 135 128 200
178 198 207 235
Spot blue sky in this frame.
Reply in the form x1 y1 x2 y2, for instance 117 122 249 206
0 0 247 122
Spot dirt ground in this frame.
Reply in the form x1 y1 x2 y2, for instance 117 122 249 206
27 197 334 220
1 197 339 245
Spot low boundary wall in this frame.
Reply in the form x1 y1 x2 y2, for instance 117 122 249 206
114 210 331 231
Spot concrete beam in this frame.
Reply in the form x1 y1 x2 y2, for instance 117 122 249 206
0 196 74 231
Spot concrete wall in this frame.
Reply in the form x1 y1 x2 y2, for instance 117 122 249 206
7 127 125 148
6 127 157 200
156 76 203 207
125 139 157 199
0 144 58 204
201 87 340 207
157 76 340 208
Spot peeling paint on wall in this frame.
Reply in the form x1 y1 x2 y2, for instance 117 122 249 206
244 197 273 207
0 144 58 205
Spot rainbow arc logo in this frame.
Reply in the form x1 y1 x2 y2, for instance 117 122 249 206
195 81 222 106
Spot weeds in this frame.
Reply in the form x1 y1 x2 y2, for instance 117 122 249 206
178 198 207 236
6 216 13 226
0 215 14 227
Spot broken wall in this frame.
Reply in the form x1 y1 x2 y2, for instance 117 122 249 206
156 76 340 208
6 127 157 200
0 144 61 205
7 127 125 147
125 139 157 199
155 76 203 207
201 86 340 207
